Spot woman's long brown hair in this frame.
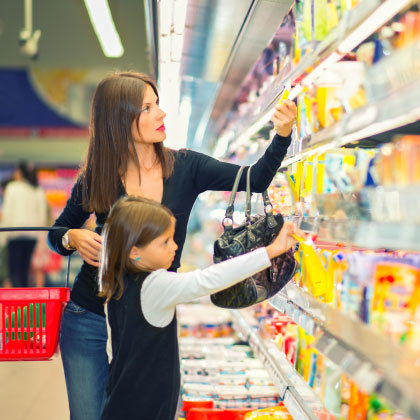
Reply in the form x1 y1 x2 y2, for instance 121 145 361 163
81 71 174 213
98 196 174 302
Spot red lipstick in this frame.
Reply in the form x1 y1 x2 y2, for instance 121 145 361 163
157 124 165 132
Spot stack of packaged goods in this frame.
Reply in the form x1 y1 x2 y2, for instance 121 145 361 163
189 1 420 418
177 304 294 420
260 135 420 419
268 135 420 349
250 304 411 420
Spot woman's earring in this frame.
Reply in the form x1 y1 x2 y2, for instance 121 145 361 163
135 257 140 261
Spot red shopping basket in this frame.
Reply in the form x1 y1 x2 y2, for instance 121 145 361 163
0 227 71 361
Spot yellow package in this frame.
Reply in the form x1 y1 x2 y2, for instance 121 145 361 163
278 80 291 105
314 154 325 195
293 235 328 298
327 0 339 32
284 171 299 204
244 405 292 419
314 0 328 41
296 327 314 382
371 263 420 345
348 87 367 111
302 158 314 197
316 85 342 128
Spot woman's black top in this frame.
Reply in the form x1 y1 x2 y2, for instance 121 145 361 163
47 134 291 316
101 271 180 420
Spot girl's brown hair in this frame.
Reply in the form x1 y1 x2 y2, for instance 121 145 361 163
99 195 174 302
81 71 174 213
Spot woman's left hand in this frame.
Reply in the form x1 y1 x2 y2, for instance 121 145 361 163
271 99 297 137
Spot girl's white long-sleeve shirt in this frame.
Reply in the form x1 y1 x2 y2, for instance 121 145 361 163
104 247 271 362
141 247 271 327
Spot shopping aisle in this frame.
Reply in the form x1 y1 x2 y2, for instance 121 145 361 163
0 356 69 420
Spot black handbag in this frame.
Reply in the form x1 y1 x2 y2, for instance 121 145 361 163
211 166 298 309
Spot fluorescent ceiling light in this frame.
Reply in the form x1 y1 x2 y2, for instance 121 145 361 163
168 60 181 80
171 33 184 61
159 0 173 36
159 35 171 62
84 0 124 57
173 0 188 34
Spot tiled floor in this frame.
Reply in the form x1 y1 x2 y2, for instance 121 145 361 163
0 356 69 420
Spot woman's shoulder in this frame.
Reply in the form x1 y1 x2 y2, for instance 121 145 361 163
172 148 209 163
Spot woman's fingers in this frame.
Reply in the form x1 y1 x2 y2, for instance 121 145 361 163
68 229 102 266
79 239 101 259
271 100 297 137
82 256 101 267
275 100 296 115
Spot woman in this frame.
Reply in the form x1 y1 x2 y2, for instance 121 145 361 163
2 162 47 287
48 71 297 420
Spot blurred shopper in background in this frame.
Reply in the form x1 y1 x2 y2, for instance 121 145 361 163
0 177 13 287
31 202 54 287
1 161 48 287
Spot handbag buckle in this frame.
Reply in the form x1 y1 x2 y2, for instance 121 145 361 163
222 217 234 228
264 203 273 215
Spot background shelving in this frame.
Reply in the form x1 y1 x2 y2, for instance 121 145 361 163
212 1 420 419
230 309 325 420
286 216 420 252
226 0 416 151
269 284 420 419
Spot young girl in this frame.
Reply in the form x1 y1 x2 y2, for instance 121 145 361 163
99 195 299 420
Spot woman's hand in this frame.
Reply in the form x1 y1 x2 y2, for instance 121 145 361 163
266 221 302 259
271 99 297 137
67 229 102 267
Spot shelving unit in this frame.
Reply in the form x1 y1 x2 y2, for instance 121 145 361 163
230 0 415 149
218 0 420 419
287 216 420 252
230 309 324 420
281 74 420 168
269 285 420 419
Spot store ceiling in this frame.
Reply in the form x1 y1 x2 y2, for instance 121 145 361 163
0 0 293 164
0 0 151 70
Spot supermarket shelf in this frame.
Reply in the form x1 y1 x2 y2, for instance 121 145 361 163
231 0 412 148
230 309 324 420
287 216 420 252
281 75 420 168
269 284 420 419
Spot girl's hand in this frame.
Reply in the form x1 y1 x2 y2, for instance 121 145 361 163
271 99 297 137
67 229 102 267
266 221 302 259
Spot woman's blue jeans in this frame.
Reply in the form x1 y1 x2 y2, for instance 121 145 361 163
60 300 109 420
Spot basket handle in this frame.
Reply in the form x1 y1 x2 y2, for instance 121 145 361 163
0 226 71 288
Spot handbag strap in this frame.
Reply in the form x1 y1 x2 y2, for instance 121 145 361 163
246 165 252 222
245 166 275 221
223 165 277 228
223 166 244 228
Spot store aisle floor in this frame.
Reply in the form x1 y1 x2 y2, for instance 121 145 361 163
0 356 69 420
